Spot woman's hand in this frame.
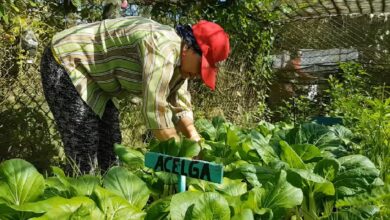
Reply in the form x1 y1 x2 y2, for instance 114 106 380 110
175 117 200 141
151 128 180 142
188 131 201 142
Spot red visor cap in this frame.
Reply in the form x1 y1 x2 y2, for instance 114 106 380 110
192 20 230 90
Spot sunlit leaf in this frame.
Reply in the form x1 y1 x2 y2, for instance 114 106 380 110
334 155 380 197
103 166 150 209
186 192 230 220
69 175 100 197
92 187 144 219
0 159 45 205
170 191 203 220
195 119 217 141
291 144 322 162
247 170 303 219
114 143 144 169
145 196 172 220
13 196 103 219
279 141 306 169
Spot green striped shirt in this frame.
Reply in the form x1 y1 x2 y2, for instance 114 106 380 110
51 16 193 129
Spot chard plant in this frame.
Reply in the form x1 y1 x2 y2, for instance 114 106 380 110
0 117 388 219
327 62 390 179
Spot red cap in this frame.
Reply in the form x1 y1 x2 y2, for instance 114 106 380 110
192 20 230 90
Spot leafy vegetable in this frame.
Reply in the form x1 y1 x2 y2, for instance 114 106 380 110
0 159 45 205
170 191 202 220
114 144 145 169
103 166 150 210
92 187 144 219
0 117 385 219
185 192 231 220
333 155 380 197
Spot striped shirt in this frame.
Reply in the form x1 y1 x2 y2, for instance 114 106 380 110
51 16 193 129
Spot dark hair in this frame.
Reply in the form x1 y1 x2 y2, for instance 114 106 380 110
175 24 202 55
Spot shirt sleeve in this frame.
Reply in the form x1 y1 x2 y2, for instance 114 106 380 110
140 32 179 129
168 80 194 124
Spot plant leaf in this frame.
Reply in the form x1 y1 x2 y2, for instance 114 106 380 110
44 177 72 198
211 116 226 129
285 123 347 157
10 4 19 12
42 166 72 198
214 177 247 197
287 168 335 196
0 5 4 17
71 0 81 8
291 144 322 162
0 159 45 205
333 155 380 197
336 184 390 208
226 125 245 150
195 119 217 141
92 187 144 219
178 138 201 158
231 208 254 220
0 203 24 219
186 192 230 220
170 191 203 220
224 161 277 187
13 196 103 219
323 205 379 220
314 158 340 181
2 14 8 24
155 172 178 185
103 166 150 209
150 138 180 156
285 123 326 144
114 143 144 169
256 121 276 137
69 175 100 197
257 170 303 215
249 130 278 165
51 166 70 187
145 196 172 220
279 141 306 169
29 1 38 7
212 116 228 141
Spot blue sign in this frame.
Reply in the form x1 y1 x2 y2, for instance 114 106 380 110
145 152 223 184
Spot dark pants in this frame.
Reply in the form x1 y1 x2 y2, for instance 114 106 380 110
40 47 121 174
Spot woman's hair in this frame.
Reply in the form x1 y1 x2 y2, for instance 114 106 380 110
175 24 202 55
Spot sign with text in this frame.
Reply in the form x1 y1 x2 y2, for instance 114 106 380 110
145 152 223 184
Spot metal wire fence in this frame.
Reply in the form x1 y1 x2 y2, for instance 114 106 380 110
269 13 390 118
274 14 390 78
0 47 62 170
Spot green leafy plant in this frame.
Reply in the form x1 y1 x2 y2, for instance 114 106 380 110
0 159 148 219
0 117 386 219
327 62 390 179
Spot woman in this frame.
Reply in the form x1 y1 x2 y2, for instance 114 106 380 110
40 16 230 174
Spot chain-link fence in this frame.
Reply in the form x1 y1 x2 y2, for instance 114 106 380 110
0 46 62 171
269 13 390 118
274 14 390 78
